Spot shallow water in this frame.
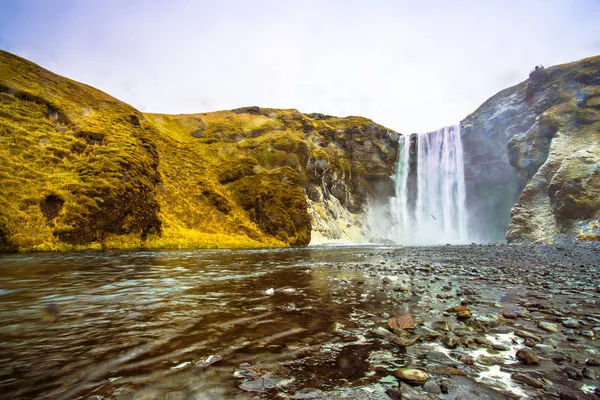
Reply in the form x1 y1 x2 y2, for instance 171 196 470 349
1 244 599 400
0 246 399 399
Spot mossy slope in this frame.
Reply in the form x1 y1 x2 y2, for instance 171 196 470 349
0 51 399 251
0 50 161 251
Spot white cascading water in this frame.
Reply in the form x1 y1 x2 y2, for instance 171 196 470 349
391 125 468 244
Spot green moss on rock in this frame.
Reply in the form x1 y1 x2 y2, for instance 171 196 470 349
228 167 311 246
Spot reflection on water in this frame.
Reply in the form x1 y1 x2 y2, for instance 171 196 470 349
0 246 391 399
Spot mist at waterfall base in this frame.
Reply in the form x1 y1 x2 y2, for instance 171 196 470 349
369 125 470 245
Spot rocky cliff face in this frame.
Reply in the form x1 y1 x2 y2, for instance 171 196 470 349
461 55 600 243
0 50 399 251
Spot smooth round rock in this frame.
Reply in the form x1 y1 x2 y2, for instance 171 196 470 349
423 380 442 394
395 368 430 385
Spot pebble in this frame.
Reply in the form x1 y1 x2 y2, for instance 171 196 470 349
516 348 539 364
563 366 583 380
562 319 581 328
514 330 542 343
538 321 559 333
422 380 442 394
581 330 594 338
442 333 460 349
398 382 431 400
459 355 475 365
426 351 456 365
439 379 451 394
388 314 415 330
582 367 596 380
432 321 450 331
511 372 544 388
586 358 600 366
533 343 555 354
395 368 430 385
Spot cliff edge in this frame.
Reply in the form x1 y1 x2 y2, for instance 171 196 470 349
0 50 399 251
461 55 600 243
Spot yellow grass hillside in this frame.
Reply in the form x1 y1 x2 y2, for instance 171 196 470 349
0 51 400 251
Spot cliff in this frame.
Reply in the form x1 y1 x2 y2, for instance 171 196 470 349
461 55 600 243
0 50 399 251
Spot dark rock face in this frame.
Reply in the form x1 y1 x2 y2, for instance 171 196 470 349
461 55 600 243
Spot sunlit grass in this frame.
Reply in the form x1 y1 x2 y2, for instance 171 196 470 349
0 50 399 252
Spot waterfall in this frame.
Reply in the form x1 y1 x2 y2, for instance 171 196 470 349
391 125 468 244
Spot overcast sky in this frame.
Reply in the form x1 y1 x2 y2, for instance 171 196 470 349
1 0 599 133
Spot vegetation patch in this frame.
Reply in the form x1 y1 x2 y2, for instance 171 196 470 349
0 50 400 251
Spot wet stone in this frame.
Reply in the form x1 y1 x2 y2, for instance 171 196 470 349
478 356 504 366
426 351 456 365
511 372 544 388
459 355 475 365
422 380 442 394
165 392 186 400
395 368 430 385
516 348 539 364
586 358 600 366
563 366 583 380
582 367 596 380
388 314 415 330
538 321 559 333
432 321 450 332
442 334 460 349
399 382 431 400
562 319 581 328
581 329 594 338
439 379 451 394
514 330 542 343
533 343 555 354
239 378 264 392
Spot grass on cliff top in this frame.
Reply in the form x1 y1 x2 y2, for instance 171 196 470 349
0 49 398 251
0 50 282 251
0 50 163 250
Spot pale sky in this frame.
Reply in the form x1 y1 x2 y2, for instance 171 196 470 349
1 0 599 133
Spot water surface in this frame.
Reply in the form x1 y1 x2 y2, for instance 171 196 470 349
0 246 394 399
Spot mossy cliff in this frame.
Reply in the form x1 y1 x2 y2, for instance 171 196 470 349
461 55 600 243
0 50 399 251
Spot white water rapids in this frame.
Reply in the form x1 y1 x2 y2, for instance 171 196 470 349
387 124 468 244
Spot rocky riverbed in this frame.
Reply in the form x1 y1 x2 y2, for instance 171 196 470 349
1 243 599 399
230 242 600 400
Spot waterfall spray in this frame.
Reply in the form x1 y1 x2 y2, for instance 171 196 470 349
391 125 468 244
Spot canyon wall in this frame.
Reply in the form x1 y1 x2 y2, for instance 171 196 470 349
461 55 600 243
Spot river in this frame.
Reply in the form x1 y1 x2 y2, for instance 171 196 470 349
0 246 399 399
1 244 599 399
